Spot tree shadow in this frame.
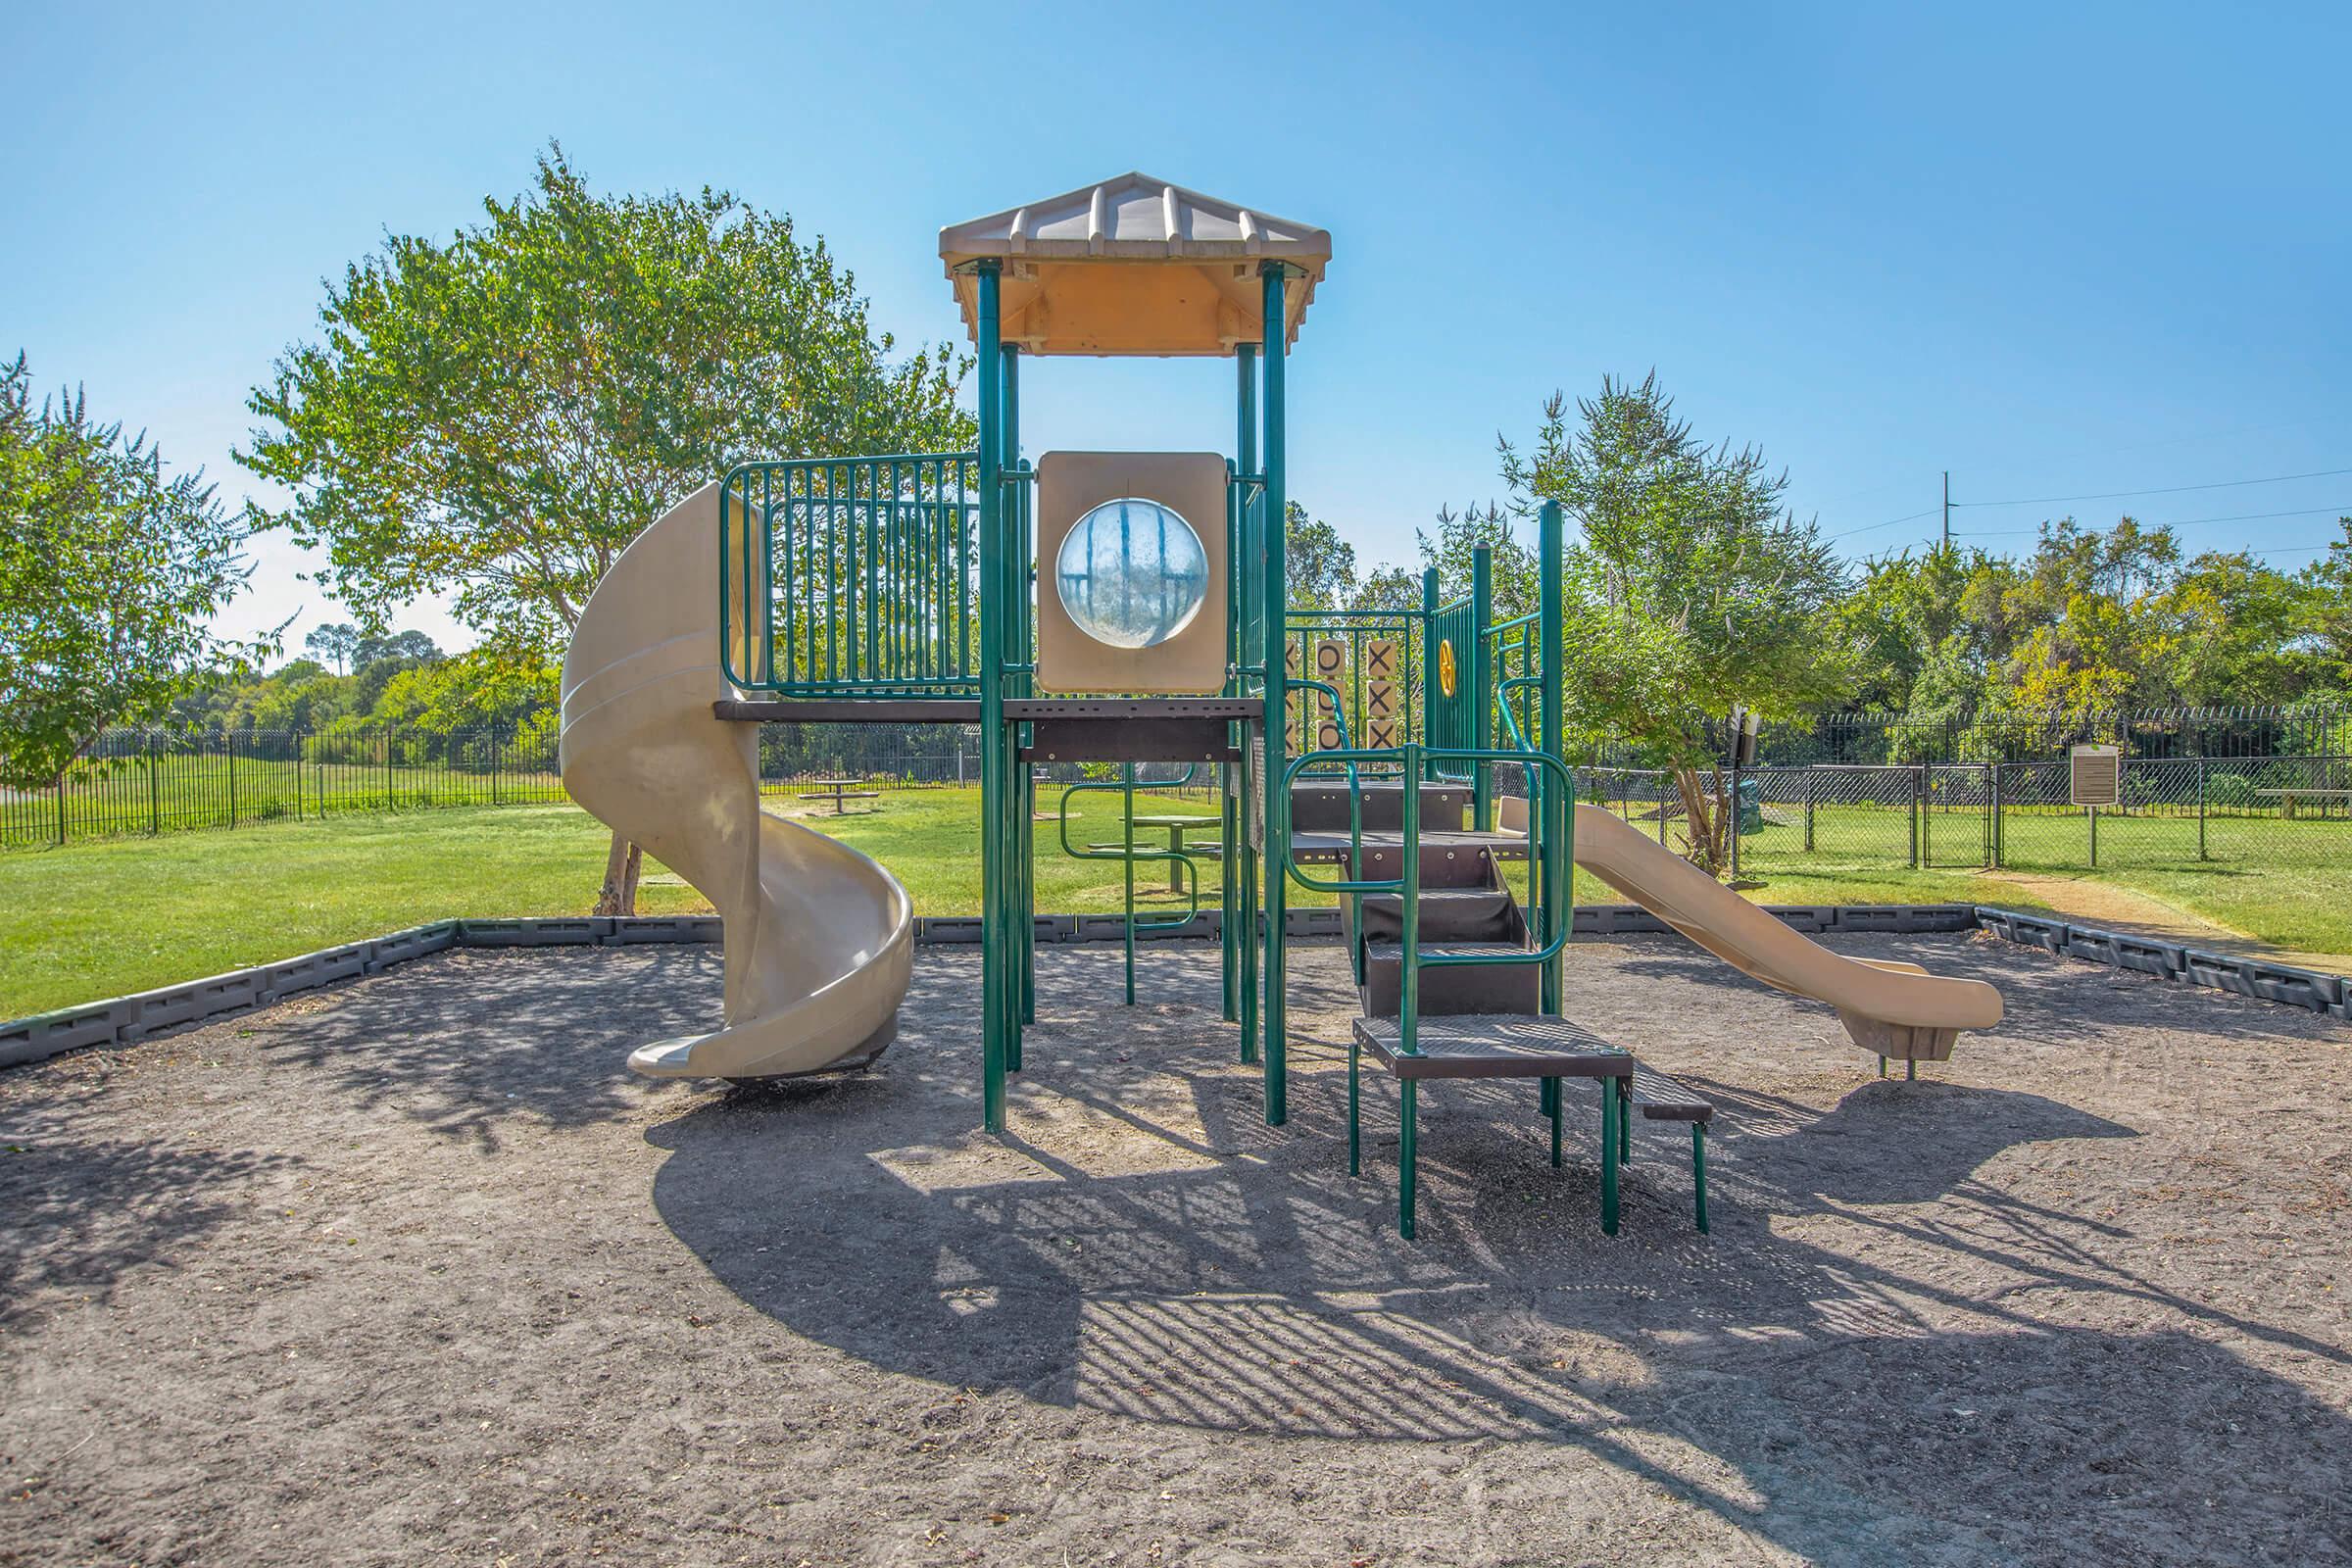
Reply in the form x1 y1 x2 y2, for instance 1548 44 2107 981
646 944 2352 1564
231 947 709 1152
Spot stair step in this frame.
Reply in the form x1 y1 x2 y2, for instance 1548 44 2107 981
1362 942 1537 961
1352 1013 1632 1079
1353 887 1523 945
1290 780 1472 833
1356 942 1542 1018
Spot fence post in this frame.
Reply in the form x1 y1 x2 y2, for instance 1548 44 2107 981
226 732 238 827
491 728 502 807
1728 763 1740 879
1803 774 1815 852
2197 756 2207 860
148 730 162 836
1909 767 1921 868
1991 763 2002 867
293 731 303 822
55 770 67 847
2088 804 2099 869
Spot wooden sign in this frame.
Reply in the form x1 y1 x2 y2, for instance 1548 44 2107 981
2070 745 2122 808
1363 638 1397 681
1314 640 1346 748
1366 717 1398 749
1284 639 1303 752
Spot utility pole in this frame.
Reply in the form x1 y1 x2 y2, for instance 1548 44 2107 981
1941 469 1951 550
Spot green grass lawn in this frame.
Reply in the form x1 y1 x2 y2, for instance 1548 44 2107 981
11 785 2342 1022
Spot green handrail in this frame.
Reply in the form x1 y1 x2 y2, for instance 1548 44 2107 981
1279 744 1578 1058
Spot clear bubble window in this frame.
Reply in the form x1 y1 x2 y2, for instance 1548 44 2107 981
1054 497 1210 650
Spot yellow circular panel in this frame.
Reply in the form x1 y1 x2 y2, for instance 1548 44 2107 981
1437 638 1457 698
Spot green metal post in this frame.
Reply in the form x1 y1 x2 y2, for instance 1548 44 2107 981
1122 762 1138 1004
1691 1124 1709 1233
1470 546 1494 830
1259 266 1290 1126
1599 1074 1620 1236
1418 567 1440 783
1236 346 1260 1065
1398 1079 1418 1240
1548 1078 1562 1166
1348 1034 1361 1175
1005 349 1034 1041
1399 741 1422 1059
975 262 1009 1134
1539 501 1567 1016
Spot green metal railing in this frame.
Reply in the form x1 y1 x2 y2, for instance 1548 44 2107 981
718 453 984 696
1281 743 1575 1054
1057 764 1210 1005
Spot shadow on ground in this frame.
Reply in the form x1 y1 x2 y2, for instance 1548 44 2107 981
644 942 2352 1563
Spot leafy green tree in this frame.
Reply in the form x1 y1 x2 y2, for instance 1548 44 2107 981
0 353 265 789
1416 500 1537 620
304 620 361 674
1284 503 1359 609
1500 373 1849 874
240 147 974 907
240 145 973 652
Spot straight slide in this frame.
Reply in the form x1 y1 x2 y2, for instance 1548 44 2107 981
559 483 913 1079
1510 798 2002 1062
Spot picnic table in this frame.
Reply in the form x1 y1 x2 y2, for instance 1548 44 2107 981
1128 811 1222 891
2258 787 2352 819
798 777 881 815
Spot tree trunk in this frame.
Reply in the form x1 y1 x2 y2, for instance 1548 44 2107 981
1671 764 1731 878
594 829 643 916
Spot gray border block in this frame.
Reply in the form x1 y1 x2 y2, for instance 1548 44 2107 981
366 921 459 973
1074 913 1129 943
0 998 139 1068
605 915 722 945
118 970 266 1041
917 916 982 944
1285 907 1344 938
260 942 371 1002
459 917 611 947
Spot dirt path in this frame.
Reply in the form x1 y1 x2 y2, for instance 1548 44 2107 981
3 939 2348 1564
1983 869 2349 975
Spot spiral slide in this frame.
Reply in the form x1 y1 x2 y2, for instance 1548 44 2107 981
1507 798 2003 1061
559 483 914 1079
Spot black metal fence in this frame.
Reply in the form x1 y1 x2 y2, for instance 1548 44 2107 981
2 726 1218 850
1717 705 2352 768
1584 756 2352 875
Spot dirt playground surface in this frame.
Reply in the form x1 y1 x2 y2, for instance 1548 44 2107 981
4 935 2349 1566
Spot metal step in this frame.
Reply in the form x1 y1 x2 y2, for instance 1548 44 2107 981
1292 834 1523 881
1358 940 1541 1017
1351 1013 1630 1079
1289 780 1472 834
1352 887 1524 945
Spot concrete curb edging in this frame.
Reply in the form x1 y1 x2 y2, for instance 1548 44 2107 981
1974 906 2348 1019
7 902 2342 1074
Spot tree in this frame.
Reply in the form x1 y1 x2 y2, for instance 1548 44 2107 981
304 620 361 674
1416 500 1538 621
1284 503 1359 609
0 353 264 789
1499 373 1850 875
239 147 975 908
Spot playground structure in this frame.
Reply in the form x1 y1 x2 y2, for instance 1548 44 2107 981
556 173 2003 1234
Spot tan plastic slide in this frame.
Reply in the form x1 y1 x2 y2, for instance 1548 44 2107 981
559 483 914 1079
1504 797 2002 1061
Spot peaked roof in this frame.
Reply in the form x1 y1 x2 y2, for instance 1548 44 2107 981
938 172 1332 357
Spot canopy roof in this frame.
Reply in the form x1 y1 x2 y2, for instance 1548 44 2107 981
939 172 1331 357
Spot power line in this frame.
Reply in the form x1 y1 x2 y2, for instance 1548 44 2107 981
1952 502 2352 539
1951 466 2352 509
1828 508 1938 541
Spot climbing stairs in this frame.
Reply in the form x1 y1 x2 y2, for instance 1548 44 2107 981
1291 779 1540 1017
1289 771 1714 1239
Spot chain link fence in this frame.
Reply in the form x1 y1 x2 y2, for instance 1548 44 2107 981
1578 757 2352 876
2 726 1223 850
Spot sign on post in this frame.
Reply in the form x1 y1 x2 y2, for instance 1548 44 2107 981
2069 745 2122 808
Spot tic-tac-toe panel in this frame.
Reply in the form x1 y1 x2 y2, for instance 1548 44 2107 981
1035 451 1230 695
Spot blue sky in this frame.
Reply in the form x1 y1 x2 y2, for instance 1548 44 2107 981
6 2 2348 651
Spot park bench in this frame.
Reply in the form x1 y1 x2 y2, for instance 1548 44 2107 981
2256 787 2352 819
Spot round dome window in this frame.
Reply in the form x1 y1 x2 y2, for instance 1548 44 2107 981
1054 498 1210 650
